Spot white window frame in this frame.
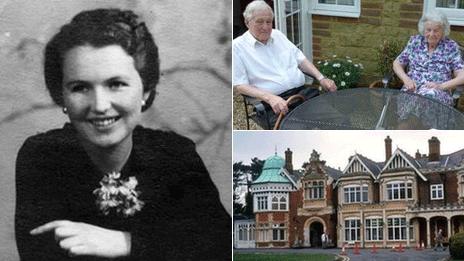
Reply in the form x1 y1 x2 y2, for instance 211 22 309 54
343 185 369 203
306 180 325 199
272 223 286 241
257 195 268 211
365 217 383 241
309 0 361 18
386 181 413 200
431 184 444 200
387 217 407 241
424 0 464 26
344 218 361 241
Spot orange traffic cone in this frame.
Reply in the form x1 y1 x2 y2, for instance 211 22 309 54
371 243 378 254
340 243 347 255
398 243 404 252
353 242 360 255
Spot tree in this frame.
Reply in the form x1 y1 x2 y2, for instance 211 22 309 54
232 157 264 217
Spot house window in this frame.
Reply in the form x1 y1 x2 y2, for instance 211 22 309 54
272 223 286 241
431 184 444 200
257 196 268 211
365 218 383 241
386 181 413 200
279 196 287 210
258 224 268 241
272 196 279 210
388 217 407 240
343 185 368 203
249 224 256 241
309 0 361 18
238 224 248 241
424 0 464 26
305 181 325 199
344 219 361 241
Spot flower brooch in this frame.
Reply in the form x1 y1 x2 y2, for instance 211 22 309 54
93 172 144 217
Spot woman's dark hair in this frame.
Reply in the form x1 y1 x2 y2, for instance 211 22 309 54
44 8 159 111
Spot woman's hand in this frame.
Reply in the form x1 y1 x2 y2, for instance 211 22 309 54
403 78 416 91
424 82 443 90
30 220 131 258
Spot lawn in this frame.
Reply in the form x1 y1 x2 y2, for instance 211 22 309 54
234 252 336 261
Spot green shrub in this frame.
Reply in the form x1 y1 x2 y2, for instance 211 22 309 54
450 232 464 259
316 55 363 90
375 39 406 88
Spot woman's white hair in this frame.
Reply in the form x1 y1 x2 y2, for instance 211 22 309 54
243 0 274 23
418 11 450 37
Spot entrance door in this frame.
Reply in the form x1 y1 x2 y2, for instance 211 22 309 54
310 221 323 247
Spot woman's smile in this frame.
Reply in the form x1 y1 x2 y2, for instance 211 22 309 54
62 45 148 148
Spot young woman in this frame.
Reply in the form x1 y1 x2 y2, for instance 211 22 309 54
15 8 230 260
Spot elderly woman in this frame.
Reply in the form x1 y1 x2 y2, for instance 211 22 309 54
393 11 464 106
15 9 230 261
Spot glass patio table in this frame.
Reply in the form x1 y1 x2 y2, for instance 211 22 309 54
279 88 464 130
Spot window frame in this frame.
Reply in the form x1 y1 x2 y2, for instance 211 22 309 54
365 218 384 241
386 181 413 200
344 218 361 241
309 0 361 18
343 184 369 203
387 217 407 241
431 184 444 200
424 0 464 26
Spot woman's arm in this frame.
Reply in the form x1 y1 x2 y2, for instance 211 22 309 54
393 58 416 91
15 137 68 260
128 135 231 260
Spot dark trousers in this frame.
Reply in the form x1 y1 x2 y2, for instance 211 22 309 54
254 86 319 129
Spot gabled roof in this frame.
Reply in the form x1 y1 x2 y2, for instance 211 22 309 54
252 154 295 186
342 153 383 179
324 165 343 180
380 148 427 181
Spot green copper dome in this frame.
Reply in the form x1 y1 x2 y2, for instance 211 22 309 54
253 154 291 184
263 154 285 170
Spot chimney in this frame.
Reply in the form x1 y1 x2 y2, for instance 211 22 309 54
285 148 293 173
385 136 392 162
428 137 440 162
415 150 421 160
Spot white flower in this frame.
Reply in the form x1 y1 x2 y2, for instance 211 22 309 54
333 63 341 68
324 62 328 66
345 71 350 76
354 64 359 67
348 60 352 63
93 173 144 217
346 56 351 59
332 54 337 58
317 61 321 64
359 63 364 69
332 74 336 78
341 81 346 86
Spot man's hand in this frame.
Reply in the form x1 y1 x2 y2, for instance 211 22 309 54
31 220 131 258
320 78 337 92
267 94 288 114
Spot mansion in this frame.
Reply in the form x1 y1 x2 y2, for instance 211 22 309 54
234 136 464 249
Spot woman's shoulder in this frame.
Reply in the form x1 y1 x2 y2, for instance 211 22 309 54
20 124 78 150
133 125 196 153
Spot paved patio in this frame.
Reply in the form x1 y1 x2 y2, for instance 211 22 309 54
234 248 450 261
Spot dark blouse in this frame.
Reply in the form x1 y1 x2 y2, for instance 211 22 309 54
15 124 231 261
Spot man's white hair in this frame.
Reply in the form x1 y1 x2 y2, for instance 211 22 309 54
243 0 274 23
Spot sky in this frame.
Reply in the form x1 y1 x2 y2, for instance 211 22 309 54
233 130 464 171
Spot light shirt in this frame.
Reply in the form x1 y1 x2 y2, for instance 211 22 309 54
233 29 306 95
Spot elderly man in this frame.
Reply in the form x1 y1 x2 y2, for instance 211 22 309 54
233 0 336 129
